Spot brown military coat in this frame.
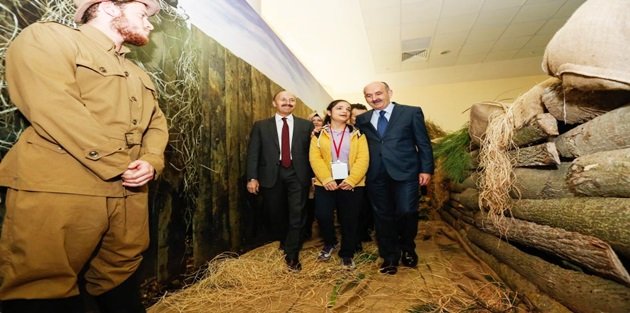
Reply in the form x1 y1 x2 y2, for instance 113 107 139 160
0 22 169 196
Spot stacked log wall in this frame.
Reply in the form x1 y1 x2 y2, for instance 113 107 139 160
445 75 630 311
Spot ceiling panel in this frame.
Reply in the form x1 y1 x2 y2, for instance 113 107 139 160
436 13 478 34
460 41 493 56
359 0 584 75
457 53 486 65
481 0 526 10
253 0 587 101
555 0 586 17
537 18 569 35
502 20 546 37
467 25 505 42
493 35 531 50
477 7 520 24
441 0 484 17
362 5 400 28
485 49 519 62
401 21 438 40
513 1 567 22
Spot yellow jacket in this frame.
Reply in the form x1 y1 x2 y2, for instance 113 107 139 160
309 125 369 187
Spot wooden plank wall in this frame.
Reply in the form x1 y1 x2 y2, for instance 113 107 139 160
143 23 316 282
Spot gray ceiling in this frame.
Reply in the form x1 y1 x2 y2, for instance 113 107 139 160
362 0 586 74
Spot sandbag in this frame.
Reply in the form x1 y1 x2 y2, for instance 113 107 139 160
542 0 630 90
542 82 630 124
468 78 554 146
468 102 504 146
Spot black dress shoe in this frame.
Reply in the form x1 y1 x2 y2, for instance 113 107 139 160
286 258 302 272
379 261 398 275
401 250 418 268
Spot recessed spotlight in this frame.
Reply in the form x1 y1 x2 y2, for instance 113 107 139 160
440 50 451 55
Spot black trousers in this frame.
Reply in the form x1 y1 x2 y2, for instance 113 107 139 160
357 191 373 240
261 166 308 260
314 186 364 258
367 168 419 264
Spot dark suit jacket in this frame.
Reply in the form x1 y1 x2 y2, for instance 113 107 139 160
356 102 434 182
246 115 314 188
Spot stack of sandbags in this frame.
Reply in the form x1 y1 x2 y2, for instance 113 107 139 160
542 0 630 91
443 1 630 312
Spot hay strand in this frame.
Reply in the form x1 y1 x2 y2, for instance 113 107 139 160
150 222 532 313
477 102 518 233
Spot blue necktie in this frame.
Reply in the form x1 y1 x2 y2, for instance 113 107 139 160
377 110 388 137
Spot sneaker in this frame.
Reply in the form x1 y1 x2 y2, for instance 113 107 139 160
317 244 336 262
341 257 355 270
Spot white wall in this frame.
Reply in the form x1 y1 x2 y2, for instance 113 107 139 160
179 0 332 108
337 74 550 132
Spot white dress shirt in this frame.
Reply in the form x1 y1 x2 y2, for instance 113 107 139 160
370 102 395 129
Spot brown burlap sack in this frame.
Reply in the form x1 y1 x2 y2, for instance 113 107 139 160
509 78 557 128
542 0 630 91
542 82 630 124
469 78 555 146
468 102 505 147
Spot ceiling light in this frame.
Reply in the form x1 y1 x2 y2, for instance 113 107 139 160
401 37 431 62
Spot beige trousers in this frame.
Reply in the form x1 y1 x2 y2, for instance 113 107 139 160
0 188 149 299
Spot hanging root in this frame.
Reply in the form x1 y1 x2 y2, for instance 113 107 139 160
477 103 518 235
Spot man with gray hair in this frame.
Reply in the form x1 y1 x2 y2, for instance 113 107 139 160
0 1 167 312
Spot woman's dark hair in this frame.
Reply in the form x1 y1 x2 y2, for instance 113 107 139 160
323 99 350 125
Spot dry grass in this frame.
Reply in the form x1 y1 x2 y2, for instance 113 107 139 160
150 222 533 313
477 102 518 235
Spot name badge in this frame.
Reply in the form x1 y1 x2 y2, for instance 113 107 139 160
331 161 349 180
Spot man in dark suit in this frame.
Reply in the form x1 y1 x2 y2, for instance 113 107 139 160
246 90 314 272
356 81 434 275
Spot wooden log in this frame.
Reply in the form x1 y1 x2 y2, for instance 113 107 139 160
509 78 557 129
450 171 478 193
512 163 574 199
567 148 630 198
467 226 630 313
439 207 460 230
467 240 573 313
453 164 575 210
448 199 466 211
450 188 480 211
512 113 559 147
555 105 630 158
511 198 630 260
509 142 560 167
446 205 475 225
474 214 630 286
542 82 630 125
